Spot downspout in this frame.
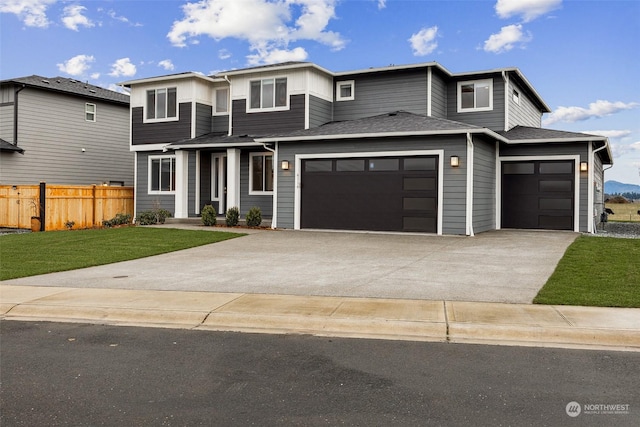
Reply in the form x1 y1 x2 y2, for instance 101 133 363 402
13 84 26 153
466 132 475 236
224 75 232 136
591 140 610 233
261 142 277 229
502 71 509 131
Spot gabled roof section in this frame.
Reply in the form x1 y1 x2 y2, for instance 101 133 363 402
257 111 501 143
0 138 24 154
1 75 129 105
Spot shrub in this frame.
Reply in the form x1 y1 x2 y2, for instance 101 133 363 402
201 204 217 226
245 206 262 227
135 209 171 225
226 206 239 227
103 213 132 228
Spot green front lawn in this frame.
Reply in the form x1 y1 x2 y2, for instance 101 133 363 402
0 227 245 281
534 236 640 308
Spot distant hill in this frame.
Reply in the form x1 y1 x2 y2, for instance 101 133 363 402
605 180 640 194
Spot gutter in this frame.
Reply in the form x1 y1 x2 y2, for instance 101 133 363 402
466 133 475 237
13 84 26 154
261 143 278 230
224 75 232 136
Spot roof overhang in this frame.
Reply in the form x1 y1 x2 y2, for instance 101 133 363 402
119 72 220 88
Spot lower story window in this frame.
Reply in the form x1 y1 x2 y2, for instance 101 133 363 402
149 156 176 193
250 153 274 194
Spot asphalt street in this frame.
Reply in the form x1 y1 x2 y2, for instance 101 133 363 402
1 321 638 426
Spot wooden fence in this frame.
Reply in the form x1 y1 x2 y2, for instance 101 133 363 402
0 184 134 231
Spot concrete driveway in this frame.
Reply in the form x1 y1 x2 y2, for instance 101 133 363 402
2 229 577 303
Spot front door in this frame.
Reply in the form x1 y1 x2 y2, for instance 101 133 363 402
211 155 227 214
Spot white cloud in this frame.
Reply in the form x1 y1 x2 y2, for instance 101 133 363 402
377 0 386 10
107 9 142 27
495 0 562 22
631 142 640 151
158 59 175 71
483 24 531 53
543 100 639 125
247 46 308 66
167 0 345 65
0 0 56 27
408 26 438 56
57 54 95 76
90 72 100 80
62 4 94 31
218 49 231 60
109 57 137 77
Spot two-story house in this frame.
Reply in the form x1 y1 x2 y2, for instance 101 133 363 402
121 61 611 235
0 76 132 186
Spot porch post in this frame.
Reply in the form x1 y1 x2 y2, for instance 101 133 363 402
174 150 189 219
226 148 241 211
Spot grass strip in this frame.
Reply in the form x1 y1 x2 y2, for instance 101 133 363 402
0 227 245 280
534 236 640 308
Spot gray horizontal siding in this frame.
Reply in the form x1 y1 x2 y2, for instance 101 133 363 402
430 70 447 119
499 142 590 232
0 104 13 142
276 135 468 234
472 138 496 233
508 80 542 129
212 115 229 134
309 95 332 128
135 151 175 216
131 103 192 145
195 103 212 137
0 88 132 186
333 70 428 122
447 76 505 131
232 95 306 136
239 150 273 217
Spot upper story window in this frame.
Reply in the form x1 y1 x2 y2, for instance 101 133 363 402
85 103 96 122
457 79 493 112
146 87 177 121
149 155 176 194
249 78 287 112
249 152 274 194
215 88 229 114
336 80 355 101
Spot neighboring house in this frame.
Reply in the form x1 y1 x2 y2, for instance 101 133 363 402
0 76 132 186
120 61 611 235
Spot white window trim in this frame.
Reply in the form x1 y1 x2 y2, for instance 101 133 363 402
335 80 355 101
249 152 274 195
144 87 179 123
457 79 493 113
148 154 176 195
214 88 229 116
247 77 289 113
85 103 96 122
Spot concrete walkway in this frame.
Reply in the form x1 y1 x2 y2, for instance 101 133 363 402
2 284 639 351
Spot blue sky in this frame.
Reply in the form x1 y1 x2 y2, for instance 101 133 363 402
1 0 639 184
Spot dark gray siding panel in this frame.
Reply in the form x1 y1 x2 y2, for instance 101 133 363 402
500 142 589 232
430 70 447 119
309 95 332 128
212 115 229 134
195 103 212 137
447 76 505 131
135 151 175 216
334 70 428 122
132 102 192 145
188 151 197 216
232 95 305 136
507 80 542 129
199 151 212 210
276 136 468 235
240 150 273 217
472 138 496 233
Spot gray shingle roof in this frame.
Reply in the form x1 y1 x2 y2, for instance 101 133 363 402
498 126 606 141
167 133 260 148
1 75 129 105
0 138 24 153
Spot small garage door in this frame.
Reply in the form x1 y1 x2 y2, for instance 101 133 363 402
300 156 438 232
501 160 574 230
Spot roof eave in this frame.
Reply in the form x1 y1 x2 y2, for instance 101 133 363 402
119 72 219 88
257 128 507 143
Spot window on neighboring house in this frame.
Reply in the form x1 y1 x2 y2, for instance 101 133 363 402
249 78 287 111
149 156 176 193
146 87 177 120
215 88 229 114
457 79 493 112
336 80 355 101
513 89 520 105
249 152 274 194
85 103 96 121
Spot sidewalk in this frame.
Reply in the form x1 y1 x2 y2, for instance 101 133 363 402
2 284 639 351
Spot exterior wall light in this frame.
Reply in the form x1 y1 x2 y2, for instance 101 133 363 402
580 161 588 172
281 160 290 171
450 156 460 167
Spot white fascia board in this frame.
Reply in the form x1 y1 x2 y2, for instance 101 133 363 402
119 73 218 88
217 63 333 78
130 143 169 152
168 142 264 150
257 128 508 143
333 62 451 77
507 137 608 144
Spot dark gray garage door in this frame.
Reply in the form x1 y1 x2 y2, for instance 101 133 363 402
300 156 438 232
501 160 574 230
